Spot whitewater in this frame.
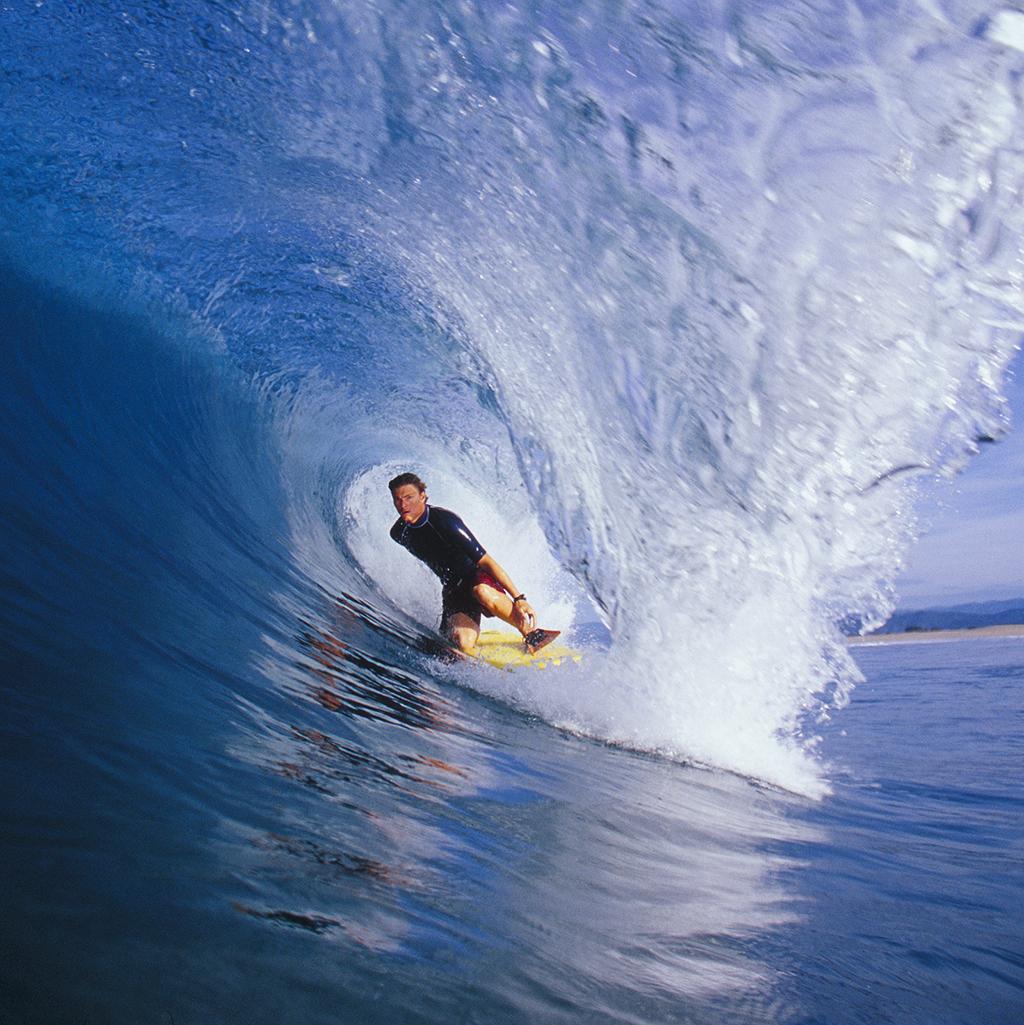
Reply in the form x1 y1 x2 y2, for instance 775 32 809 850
2 2 1024 1023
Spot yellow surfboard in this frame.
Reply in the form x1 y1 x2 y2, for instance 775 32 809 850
471 630 583 671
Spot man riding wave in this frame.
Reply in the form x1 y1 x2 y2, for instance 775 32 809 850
388 472 559 655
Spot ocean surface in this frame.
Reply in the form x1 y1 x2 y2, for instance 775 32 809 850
3 2 1024 1022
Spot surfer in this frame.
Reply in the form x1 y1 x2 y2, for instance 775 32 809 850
388 472 560 656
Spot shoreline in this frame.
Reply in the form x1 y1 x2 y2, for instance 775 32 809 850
846 624 1024 646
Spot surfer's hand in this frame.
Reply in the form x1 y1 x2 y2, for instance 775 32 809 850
511 597 536 632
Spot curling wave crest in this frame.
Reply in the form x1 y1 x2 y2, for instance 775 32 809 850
4 0 1024 794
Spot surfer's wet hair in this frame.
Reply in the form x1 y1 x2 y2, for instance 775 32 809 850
388 472 426 493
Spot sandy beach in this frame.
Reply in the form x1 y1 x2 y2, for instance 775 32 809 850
847 624 1024 646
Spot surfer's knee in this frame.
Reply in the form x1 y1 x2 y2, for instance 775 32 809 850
472 583 503 614
455 635 476 654
450 626 477 653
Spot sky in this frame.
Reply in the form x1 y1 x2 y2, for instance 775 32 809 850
894 346 1024 608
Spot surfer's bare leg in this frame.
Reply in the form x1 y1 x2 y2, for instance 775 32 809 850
470 584 559 655
472 583 534 637
447 611 480 654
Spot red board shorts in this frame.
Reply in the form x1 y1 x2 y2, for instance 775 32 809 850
441 568 502 633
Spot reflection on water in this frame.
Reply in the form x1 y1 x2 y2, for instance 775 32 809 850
230 592 821 1017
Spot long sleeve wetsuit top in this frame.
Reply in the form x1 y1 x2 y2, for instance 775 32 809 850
390 505 486 590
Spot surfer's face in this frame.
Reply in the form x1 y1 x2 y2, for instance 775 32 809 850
392 484 427 524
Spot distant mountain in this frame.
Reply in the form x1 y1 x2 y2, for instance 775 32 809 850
844 597 1024 636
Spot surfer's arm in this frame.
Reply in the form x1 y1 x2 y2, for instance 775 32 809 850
477 553 536 627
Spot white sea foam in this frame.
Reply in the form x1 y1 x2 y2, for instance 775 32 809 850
985 10 1024 52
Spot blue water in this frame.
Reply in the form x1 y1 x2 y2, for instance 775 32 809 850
3 2 1024 1022
793 640 1024 1024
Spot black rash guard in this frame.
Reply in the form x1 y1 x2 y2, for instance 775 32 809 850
390 505 486 590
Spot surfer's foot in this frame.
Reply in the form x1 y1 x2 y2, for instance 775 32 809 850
524 628 560 654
